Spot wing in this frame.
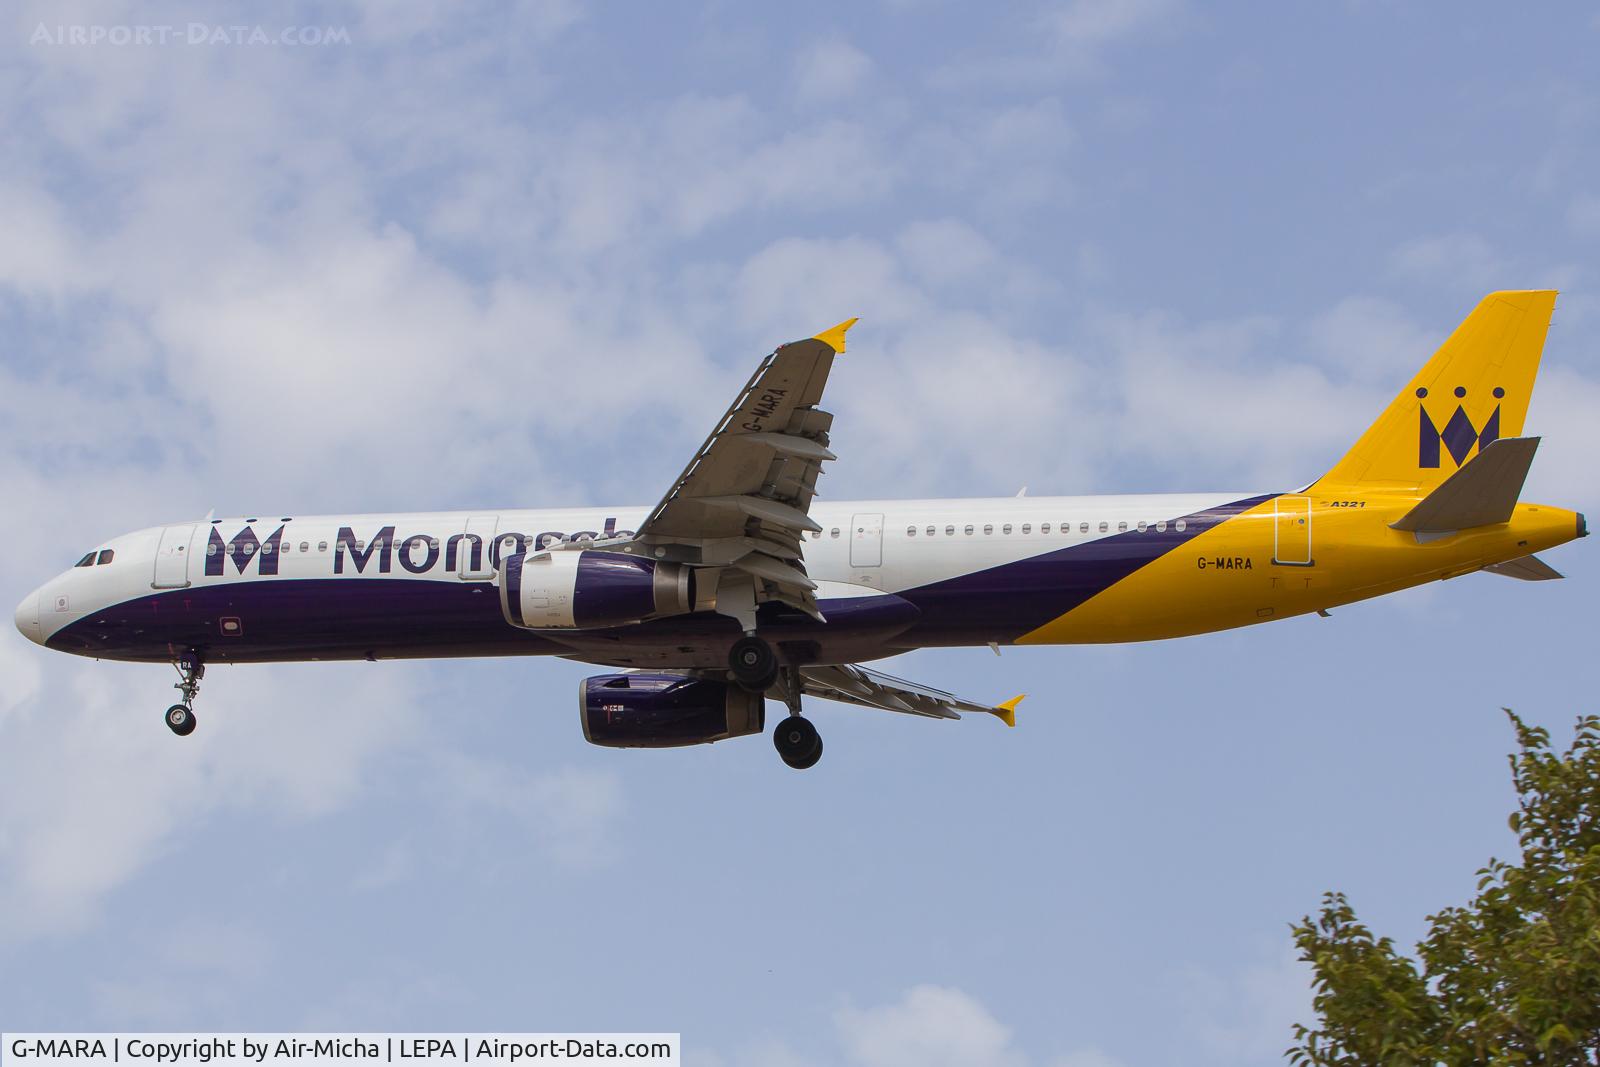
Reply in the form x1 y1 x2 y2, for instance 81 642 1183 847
791 663 1023 727
630 320 857 622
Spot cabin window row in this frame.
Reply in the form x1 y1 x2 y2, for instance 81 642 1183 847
809 519 1189 540
209 541 337 555
205 519 1200 558
811 519 1190 539
208 539 405 555
204 532 611 557
898 520 1186 536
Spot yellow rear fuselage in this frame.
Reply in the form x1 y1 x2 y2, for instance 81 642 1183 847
1020 494 1583 644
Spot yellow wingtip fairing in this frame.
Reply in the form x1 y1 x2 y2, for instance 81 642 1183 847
813 318 859 353
992 694 1024 728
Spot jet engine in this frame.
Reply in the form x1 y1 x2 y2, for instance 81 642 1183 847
499 550 696 629
580 673 765 748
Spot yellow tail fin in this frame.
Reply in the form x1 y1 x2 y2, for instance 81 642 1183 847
1315 290 1556 493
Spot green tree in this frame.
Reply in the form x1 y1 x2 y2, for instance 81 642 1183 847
1289 712 1600 1066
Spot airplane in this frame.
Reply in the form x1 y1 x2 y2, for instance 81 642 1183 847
12 290 1585 769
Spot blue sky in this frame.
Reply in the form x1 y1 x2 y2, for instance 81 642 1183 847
1 2 1598 1064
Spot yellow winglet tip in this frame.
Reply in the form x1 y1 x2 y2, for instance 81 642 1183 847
813 317 859 353
992 694 1024 728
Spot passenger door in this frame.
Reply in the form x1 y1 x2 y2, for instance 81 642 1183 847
152 524 197 589
456 514 499 580
1273 496 1313 566
849 512 884 568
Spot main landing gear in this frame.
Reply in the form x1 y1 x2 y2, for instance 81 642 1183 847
773 713 823 770
728 636 823 769
728 634 779 691
166 654 204 737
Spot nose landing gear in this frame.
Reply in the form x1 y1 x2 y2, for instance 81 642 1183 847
166 654 204 737
165 703 197 736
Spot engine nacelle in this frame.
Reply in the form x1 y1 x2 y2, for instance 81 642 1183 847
500 550 695 629
581 673 766 748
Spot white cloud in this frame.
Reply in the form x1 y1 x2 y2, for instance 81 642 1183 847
88 915 280 1026
897 219 1001 288
0 1 1119 529
351 839 418 893
422 94 898 259
905 99 1075 217
91 915 280 1030
0 655 626 940
1386 233 1505 290
0 662 424 939
725 233 1442 495
795 41 874 105
1523 364 1600 510
712 985 1130 1067
0 21 927 515
1050 1051 1127 1067
734 235 928 338
1089 307 1381 488
1568 193 1600 236
0 181 88 299
1044 0 1181 54
705 1042 818 1067
432 754 625 870
343 0 583 45
1178 945 1312 1063
0 635 43 727
1305 296 1437 383
297 968 473 1031
849 314 1096 493
837 985 1027 1067
933 0 1183 86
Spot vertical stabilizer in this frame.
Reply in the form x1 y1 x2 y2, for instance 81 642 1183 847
1314 290 1556 492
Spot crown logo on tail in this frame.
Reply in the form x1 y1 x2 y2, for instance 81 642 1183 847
1418 385 1503 468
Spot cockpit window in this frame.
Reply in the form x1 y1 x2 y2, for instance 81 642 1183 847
97 549 115 565
75 552 96 568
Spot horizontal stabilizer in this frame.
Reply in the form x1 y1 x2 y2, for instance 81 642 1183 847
1390 437 1539 533
1483 554 1563 581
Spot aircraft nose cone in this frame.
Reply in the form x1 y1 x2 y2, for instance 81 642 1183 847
15 590 41 644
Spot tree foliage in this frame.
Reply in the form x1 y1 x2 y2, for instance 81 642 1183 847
1289 711 1600 1065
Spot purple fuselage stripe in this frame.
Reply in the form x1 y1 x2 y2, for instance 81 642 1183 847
894 493 1274 644
47 495 1274 663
